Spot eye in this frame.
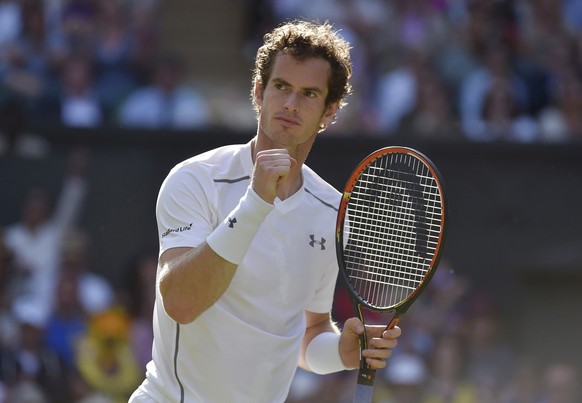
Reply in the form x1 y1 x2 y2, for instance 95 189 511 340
274 82 287 91
304 90 317 98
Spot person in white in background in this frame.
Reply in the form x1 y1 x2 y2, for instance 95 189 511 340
5 149 88 326
118 53 210 130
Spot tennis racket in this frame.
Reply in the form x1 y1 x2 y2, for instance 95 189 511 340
335 146 447 403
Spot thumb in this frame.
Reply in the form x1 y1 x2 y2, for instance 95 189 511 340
344 317 365 336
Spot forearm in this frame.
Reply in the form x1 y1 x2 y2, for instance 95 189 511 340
159 244 237 324
53 176 87 231
158 186 274 324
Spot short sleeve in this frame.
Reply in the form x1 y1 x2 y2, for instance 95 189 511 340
156 165 217 254
306 259 339 314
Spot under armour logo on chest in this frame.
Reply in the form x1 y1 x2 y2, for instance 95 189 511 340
228 217 237 228
309 235 326 250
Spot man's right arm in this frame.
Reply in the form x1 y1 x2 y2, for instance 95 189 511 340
158 243 237 324
158 148 295 324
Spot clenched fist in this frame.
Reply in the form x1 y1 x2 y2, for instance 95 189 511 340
252 149 297 203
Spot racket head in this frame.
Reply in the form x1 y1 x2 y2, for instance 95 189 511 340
336 146 447 314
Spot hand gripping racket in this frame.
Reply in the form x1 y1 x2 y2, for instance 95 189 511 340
335 146 447 403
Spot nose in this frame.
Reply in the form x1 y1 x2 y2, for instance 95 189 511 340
284 92 299 112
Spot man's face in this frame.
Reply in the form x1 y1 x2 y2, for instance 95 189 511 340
254 54 338 148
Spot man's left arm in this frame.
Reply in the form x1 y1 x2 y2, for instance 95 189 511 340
300 311 401 374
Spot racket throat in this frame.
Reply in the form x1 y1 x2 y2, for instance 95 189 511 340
385 315 401 331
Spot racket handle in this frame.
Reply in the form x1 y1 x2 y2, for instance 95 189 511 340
353 383 374 403
356 365 376 385
355 323 376 387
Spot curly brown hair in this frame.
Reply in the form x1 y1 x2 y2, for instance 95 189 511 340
251 20 353 115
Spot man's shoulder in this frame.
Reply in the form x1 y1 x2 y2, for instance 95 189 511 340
302 166 341 212
162 142 251 191
171 143 248 173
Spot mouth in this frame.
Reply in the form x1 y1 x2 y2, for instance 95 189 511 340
275 115 300 127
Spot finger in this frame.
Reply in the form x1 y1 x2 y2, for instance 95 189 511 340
382 326 401 339
362 349 394 369
369 335 398 350
364 324 388 338
255 152 293 178
256 148 290 160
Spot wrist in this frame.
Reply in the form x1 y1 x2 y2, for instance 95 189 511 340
305 332 350 375
206 187 274 265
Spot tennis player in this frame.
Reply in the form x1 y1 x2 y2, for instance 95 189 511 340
129 20 401 403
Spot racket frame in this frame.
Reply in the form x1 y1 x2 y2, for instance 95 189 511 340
335 146 448 392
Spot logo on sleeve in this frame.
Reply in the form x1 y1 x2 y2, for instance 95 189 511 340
161 223 193 238
227 217 237 228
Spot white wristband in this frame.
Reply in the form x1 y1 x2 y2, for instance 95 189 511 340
305 332 349 375
206 187 274 265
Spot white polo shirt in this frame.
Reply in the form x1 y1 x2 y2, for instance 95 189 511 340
138 141 341 403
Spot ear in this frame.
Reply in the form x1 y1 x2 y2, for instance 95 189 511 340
253 80 264 108
320 102 339 128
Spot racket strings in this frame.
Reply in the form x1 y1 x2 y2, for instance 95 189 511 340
343 152 443 309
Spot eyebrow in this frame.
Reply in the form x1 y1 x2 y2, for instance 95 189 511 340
271 77 325 95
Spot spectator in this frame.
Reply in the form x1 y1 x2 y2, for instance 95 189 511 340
4 304 67 402
499 357 543 403
76 307 141 403
538 72 582 142
4 149 88 326
43 270 88 371
0 98 50 158
126 0 162 83
423 335 478 403
0 0 67 101
0 227 18 349
92 0 139 115
460 293 517 396
0 0 20 48
59 227 115 315
563 0 582 31
373 50 432 135
69 368 115 403
57 55 105 127
381 0 449 58
538 361 580 403
477 77 539 142
399 72 461 140
458 40 530 141
117 53 210 129
518 0 576 71
4 380 49 403
119 252 156 371
376 352 428 403
60 0 99 56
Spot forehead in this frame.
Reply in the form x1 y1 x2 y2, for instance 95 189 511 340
269 54 331 92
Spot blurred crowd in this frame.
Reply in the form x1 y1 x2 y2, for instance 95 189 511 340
287 263 581 403
0 0 211 141
1 153 580 403
1 0 582 144
0 149 158 402
248 0 582 141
